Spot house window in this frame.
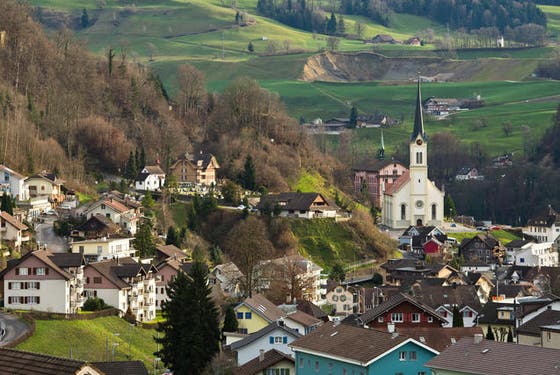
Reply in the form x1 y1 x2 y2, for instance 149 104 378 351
416 152 423 164
401 204 406 220
35 267 47 276
299 358 304 368
245 312 252 319
315 361 319 372
463 310 473 318
93 277 102 284
409 351 417 360
432 204 437 220
399 351 406 361
427 317 433 323
16 267 28 276
391 313 403 323
161 288 164 294
101 204 106 209
412 313 421 323
378 317 384 323
519 257 525 263
237 312 243 319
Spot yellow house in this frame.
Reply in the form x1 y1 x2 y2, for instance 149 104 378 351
234 293 285 334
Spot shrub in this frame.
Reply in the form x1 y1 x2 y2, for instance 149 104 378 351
82 297 109 311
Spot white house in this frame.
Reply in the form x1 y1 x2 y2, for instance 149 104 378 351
209 262 243 298
256 192 338 219
70 237 135 263
83 198 138 235
435 305 479 328
325 285 355 316
24 172 64 204
230 321 300 366
0 211 29 250
0 164 28 201
382 80 444 229
135 165 165 191
1 250 85 313
455 167 484 181
514 242 558 267
523 205 560 245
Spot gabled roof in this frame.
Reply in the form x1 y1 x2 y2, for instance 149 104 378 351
141 165 165 175
91 361 149 375
352 159 404 173
425 337 560 375
0 211 28 231
230 321 301 351
359 292 446 325
233 349 294 375
257 192 336 212
505 238 533 248
517 309 560 336
395 327 483 352
85 258 153 290
156 244 187 260
236 293 285 322
285 310 322 328
50 253 85 268
26 172 64 185
410 284 482 312
0 164 26 179
459 233 501 251
297 300 329 322
7 250 75 280
527 205 560 228
384 170 410 195
290 322 437 366
0 347 101 375
172 152 220 170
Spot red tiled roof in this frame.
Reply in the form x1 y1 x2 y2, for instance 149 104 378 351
0 211 27 231
385 170 410 196
233 349 294 375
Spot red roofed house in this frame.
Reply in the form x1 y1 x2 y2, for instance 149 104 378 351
83 198 138 235
0 211 29 250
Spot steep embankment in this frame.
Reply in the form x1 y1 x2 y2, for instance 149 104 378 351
301 52 538 82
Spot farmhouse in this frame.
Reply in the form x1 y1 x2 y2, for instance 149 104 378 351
257 192 338 219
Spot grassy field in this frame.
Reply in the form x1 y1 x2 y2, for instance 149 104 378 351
450 229 520 245
17 317 158 369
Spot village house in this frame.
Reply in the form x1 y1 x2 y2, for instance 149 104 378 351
0 164 28 201
82 257 156 322
257 192 338 219
209 262 244 298
83 198 138 235
353 159 407 208
71 214 122 240
517 309 560 347
290 322 439 375
426 335 560 375
70 236 135 263
505 238 534 264
380 258 456 286
398 225 447 257
154 244 187 263
234 293 286 335
455 166 484 181
233 349 295 375
458 233 505 264
0 250 85 314
492 153 513 168
134 165 165 191
0 210 29 250
371 34 398 44
405 36 421 46
325 284 357 316
230 321 301 366
512 241 558 267
423 97 460 116
280 308 323 336
523 205 560 244
154 255 192 310
169 152 220 186
25 172 64 204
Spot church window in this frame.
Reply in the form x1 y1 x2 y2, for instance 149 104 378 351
432 204 437 220
401 204 406 220
416 152 423 164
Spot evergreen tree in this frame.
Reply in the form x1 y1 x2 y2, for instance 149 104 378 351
142 190 155 209
507 327 514 342
166 226 179 247
235 11 240 24
452 305 464 327
140 146 146 169
81 8 89 28
486 325 495 340
444 194 457 218
135 149 141 170
155 262 220 374
125 151 136 180
248 41 255 52
337 15 346 35
242 155 256 191
329 263 346 283
1 194 13 215
327 12 337 35
133 219 156 257
222 305 238 334
349 105 358 128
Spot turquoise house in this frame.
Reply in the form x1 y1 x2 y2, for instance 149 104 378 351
290 322 438 375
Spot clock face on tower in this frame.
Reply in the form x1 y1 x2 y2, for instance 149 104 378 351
415 200 424 208
416 139 423 145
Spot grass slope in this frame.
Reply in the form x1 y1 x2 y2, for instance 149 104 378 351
17 317 158 368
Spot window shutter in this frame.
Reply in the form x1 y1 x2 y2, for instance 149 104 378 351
37 296 40 304
37 282 40 290
269 336 274 344
283 336 288 344
32 268 36 275
8 282 11 290
45 268 49 275
8 297 12 304
22 282 27 290
15 268 19 276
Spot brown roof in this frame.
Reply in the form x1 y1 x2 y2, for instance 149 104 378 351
0 347 100 374
156 244 187 260
142 165 165 175
239 293 285 322
385 170 410 195
359 292 446 325
285 310 322 328
0 164 25 179
234 349 294 375
91 361 148 375
102 198 131 214
30 250 73 280
425 337 560 374
290 322 410 364
297 300 329 322
85 259 140 290
410 284 482 312
517 309 560 336
0 211 28 231
257 192 337 212
395 327 483 352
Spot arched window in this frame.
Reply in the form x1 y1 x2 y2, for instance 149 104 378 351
416 152 423 164
401 204 406 220
432 204 437 220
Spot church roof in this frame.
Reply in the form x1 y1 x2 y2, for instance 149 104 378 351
385 170 410 196
411 78 426 141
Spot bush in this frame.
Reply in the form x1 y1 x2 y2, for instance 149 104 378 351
82 297 109 311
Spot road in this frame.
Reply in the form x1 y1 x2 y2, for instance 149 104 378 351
35 217 68 253
0 312 31 347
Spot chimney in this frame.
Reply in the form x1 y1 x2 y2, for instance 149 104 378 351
259 349 265 362
473 333 483 344
387 323 395 333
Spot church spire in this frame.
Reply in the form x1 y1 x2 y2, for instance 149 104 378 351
411 75 426 141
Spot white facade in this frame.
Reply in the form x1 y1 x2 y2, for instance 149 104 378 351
523 224 560 244
84 200 138 235
71 237 135 262
514 242 558 267
135 167 165 191
326 286 355 316
277 208 337 219
435 305 478 328
84 288 129 313
233 326 298 366
0 165 28 201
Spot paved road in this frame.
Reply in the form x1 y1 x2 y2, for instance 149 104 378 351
0 312 31 347
35 217 68 253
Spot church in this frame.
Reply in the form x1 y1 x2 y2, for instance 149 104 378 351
382 80 445 229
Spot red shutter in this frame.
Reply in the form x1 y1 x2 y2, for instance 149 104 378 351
8 297 12 304
15 268 19 276
32 268 36 275
45 268 49 275
8 282 11 290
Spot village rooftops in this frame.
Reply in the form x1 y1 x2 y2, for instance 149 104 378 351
233 349 294 375
0 249 83 281
238 293 286 322
517 309 560 336
526 205 560 227
425 336 560 375
394 326 483 352
156 244 187 260
0 347 102 375
230 321 301 352
0 164 26 179
256 192 336 212
0 211 28 231
91 361 149 375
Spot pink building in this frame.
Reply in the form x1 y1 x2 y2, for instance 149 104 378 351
353 159 407 208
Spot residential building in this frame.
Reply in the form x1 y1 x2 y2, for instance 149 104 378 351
358 292 446 329
169 152 220 186
505 238 534 264
230 321 301 366
0 164 28 201
380 258 455 286
517 309 560 347
290 322 439 375
455 167 483 181
17 197 52 220
395 326 483 352
540 324 560 349
70 237 135 263
282 309 322 335
492 153 513 168
405 36 421 46
523 205 560 243
83 198 138 235
154 258 192 309
233 349 295 375
25 172 64 204
296 299 329 323
257 192 338 219
423 97 460 116
326 284 357 316
426 335 560 375
371 34 397 43
0 348 104 375
135 165 165 192
83 258 156 322
382 79 445 229
458 233 505 264
155 244 187 263
353 159 407 208
1 250 84 313
0 210 29 250
71 214 122 240
513 241 558 267
209 262 243 298
234 293 286 334
398 225 447 256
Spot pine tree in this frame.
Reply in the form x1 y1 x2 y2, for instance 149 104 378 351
222 305 238 334
140 146 146 169
142 190 155 209
155 262 220 374
486 325 495 340
349 105 358 128
242 155 256 191
1 194 12 215
166 226 179 247
81 8 89 28
444 194 457 218
327 12 337 35
248 41 255 52
133 220 156 257
452 305 464 327
235 11 240 24
125 151 136 180
337 15 346 35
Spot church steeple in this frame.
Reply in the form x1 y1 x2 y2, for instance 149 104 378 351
411 76 426 141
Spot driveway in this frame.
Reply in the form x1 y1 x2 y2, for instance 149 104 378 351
35 217 68 253
0 312 31 347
